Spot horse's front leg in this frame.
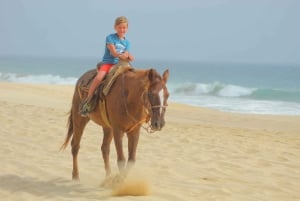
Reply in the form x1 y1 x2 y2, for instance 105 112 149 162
101 127 113 177
126 127 141 171
113 128 126 172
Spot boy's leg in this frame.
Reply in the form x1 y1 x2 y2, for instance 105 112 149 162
80 71 107 116
88 71 107 97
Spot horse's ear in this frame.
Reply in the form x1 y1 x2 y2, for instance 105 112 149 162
148 68 155 82
162 69 169 83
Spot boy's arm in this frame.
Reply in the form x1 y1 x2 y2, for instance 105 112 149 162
107 43 120 58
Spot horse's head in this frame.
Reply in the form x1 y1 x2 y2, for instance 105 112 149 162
147 69 169 131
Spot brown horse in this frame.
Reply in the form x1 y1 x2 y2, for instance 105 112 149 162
61 65 169 180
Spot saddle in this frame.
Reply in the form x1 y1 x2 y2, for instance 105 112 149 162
77 61 134 125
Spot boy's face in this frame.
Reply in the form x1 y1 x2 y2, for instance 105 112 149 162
115 23 128 38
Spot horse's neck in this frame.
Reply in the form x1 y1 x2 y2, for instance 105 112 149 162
123 71 150 124
127 70 148 92
123 70 149 106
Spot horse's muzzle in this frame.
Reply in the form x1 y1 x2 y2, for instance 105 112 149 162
151 120 165 131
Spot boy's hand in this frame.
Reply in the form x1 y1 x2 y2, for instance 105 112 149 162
119 52 134 61
127 54 134 61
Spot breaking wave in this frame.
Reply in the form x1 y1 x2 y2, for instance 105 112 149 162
0 72 77 85
172 82 300 103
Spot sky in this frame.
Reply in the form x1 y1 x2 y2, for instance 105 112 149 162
1 0 300 64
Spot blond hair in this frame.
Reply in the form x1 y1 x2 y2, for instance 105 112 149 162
114 16 128 27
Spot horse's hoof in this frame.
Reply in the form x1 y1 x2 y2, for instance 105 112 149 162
72 175 80 181
113 174 126 184
101 173 126 188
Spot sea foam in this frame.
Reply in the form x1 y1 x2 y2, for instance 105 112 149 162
0 72 77 85
173 82 255 97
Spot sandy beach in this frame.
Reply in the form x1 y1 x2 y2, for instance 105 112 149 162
0 82 300 201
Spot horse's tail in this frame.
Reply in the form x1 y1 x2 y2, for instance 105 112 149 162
60 109 74 151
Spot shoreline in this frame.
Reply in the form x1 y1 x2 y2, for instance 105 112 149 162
1 81 300 116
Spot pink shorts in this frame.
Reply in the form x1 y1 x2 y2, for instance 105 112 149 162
98 63 114 73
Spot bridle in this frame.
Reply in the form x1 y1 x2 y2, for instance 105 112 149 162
148 96 168 115
121 71 168 133
148 83 169 113
143 92 168 133
151 105 167 109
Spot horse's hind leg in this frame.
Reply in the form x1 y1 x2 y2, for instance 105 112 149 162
71 113 89 180
101 127 113 177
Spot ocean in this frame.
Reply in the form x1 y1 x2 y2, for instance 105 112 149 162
1 56 300 115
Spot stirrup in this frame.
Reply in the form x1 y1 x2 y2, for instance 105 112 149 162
80 98 92 117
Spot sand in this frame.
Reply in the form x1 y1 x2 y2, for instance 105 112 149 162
0 82 300 201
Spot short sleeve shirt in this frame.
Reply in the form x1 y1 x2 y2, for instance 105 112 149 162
102 33 131 64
